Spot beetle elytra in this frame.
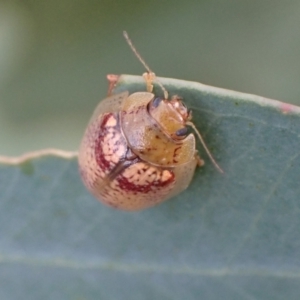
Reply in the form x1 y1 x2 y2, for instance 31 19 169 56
78 32 223 211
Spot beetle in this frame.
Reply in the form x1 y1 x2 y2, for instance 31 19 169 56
78 31 223 211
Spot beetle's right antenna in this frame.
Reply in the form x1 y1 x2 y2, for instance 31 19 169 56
123 31 169 100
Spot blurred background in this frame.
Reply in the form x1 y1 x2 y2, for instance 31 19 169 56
1 0 300 155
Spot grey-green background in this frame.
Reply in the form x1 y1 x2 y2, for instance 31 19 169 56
1 0 300 155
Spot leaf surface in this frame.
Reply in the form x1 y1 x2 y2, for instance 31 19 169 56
1 75 300 299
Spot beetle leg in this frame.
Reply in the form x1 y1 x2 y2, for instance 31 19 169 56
195 154 205 167
106 74 120 96
142 72 156 93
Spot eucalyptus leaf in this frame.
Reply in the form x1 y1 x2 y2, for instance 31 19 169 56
1 75 300 299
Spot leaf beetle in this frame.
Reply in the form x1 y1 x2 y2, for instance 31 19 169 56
78 32 223 211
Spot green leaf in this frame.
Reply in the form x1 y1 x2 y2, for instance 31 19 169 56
1 75 300 300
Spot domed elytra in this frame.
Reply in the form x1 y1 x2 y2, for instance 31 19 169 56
78 31 222 211
78 89 199 211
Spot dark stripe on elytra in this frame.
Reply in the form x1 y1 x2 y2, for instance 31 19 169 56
106 157 140 182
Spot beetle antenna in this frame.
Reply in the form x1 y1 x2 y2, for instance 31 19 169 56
123 31 169 99
186 121 224 173
123 31 153 74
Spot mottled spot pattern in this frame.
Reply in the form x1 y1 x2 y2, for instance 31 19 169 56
78 112 127 190
78 92 198 211
79 110 177 210
118 162 173 193
101 162 176 210
94 113 126 173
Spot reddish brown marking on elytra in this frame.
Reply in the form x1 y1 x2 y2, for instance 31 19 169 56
117 168 175 194
99 113 113 129
95 113 125 172
173 145 182 163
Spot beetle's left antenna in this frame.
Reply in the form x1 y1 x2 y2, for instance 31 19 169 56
187 121 224 173
123 31 169 100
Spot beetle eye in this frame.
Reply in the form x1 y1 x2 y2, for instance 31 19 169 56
152 97 162 108
175 127 188 137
